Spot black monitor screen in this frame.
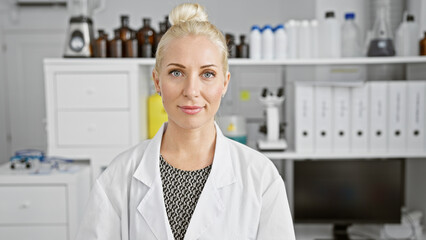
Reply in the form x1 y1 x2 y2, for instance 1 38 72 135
294 159 404 224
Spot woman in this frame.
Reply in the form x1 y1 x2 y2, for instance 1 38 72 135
76 3 295 240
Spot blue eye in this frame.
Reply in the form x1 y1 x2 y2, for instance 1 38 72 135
203 72 215 78
170 70 182 77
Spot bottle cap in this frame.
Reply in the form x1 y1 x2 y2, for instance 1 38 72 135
407 14 415 22
262 25 273 32
345 12 355 20
251 25 261 31
325 11 335 18
274 24 284 32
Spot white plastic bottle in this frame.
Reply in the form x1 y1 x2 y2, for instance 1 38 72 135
262 25 274 59
286 20 299 59
310 20 319 58
319 11 341 58
396 14 419 56
342 12 362 57
249 25 262 59
298 20 311 58
274 24 287 59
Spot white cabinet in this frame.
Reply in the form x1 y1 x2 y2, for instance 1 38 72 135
44 60 149 180
0 164 90 240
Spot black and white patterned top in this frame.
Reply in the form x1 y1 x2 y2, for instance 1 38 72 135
159 155 212 240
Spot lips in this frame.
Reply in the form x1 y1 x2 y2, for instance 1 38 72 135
179 105 204 115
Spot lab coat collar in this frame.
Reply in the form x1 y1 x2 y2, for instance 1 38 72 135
133 122 237 239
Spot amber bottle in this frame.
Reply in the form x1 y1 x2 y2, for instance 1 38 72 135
420 32 426 56
123 31 138 58
137 18 156 57
94 30 108 58
140 32 153 58
226 33 237 58
237 35 249 58
115 15 134 57
108 29 122 58
155 22 167 52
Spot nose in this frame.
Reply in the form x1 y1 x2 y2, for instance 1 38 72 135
183 73 200 98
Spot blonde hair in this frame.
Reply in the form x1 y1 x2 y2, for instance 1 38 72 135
154 3 229 76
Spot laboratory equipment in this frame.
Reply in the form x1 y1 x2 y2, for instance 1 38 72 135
294 159 404 240
237 35 249 58
108 29 123 58
249 25 262 59
367 4 395 57
257 87 287 151
94 29 108 58
261 25 274 59
217 115 247 144
137 18 156 57
274 24 287 59
319 11 341 58
395 14 419 56
63 0 103 57
421 32 426 55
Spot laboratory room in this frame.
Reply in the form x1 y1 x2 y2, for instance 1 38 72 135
1 0 426 239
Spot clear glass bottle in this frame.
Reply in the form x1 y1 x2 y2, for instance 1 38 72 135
367 6 395 57
342 12 362 57
137 18 156 57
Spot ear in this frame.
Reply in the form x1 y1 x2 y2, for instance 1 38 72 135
152 70 161 93
222 71 231 96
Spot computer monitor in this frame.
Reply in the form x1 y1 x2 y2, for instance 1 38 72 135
294 159 405 240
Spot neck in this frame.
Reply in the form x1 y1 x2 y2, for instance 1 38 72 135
160 121 217 171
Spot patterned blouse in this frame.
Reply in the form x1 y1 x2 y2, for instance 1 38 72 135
159 155 212 240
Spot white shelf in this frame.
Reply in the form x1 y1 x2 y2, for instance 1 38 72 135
45 56 426 66
263 151 426 160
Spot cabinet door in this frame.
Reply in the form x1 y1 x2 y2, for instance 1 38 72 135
5 31 64 154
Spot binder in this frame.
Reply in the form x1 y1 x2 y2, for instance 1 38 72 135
387 81 407 153
406 81 425 152
295 84 314 152
332 87 351 152
314 86 333 152
350 84 369 152
369 81 388 153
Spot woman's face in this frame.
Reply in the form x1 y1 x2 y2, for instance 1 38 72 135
153 35 230 131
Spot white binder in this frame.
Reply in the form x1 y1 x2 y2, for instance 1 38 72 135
406 81 425 152
332 87 350 152
314 86 333 152
350 84 369 152
295 84 315 152
369 81 388 153
387 81 407 153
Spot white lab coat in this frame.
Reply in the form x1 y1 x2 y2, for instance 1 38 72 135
76 123 295 240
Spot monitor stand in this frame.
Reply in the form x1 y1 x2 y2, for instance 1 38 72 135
333 224 351 240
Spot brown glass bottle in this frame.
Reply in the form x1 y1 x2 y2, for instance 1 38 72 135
237 35 249 58
108 29 122 58
94 30 108 58
226 33 237 58
140 32 153 58
123 31 138 58
420 32 426 56
155 22 167 52
164 15 171 31
115 15 134 57
137 18 156 57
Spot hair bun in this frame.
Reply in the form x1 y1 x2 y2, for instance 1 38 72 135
169 3 208 25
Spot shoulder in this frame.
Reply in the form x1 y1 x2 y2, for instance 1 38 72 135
224 137 281 186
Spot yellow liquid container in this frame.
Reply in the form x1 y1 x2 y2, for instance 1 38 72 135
148 94 168 138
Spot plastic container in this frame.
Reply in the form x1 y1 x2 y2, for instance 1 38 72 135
342 12 362 57
217 115 247 144
395 14 419 56
262 25 274 60
274 24 287 59
319 11 341 58
286 20 299 59
298 20 311 58
310 20 319 58
249 25 262 60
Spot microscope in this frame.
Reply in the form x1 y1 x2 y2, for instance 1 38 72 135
257 87 287 151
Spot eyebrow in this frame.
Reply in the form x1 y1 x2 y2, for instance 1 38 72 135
166 63 218 69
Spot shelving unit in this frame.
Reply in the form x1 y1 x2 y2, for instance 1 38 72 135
43 57 426 182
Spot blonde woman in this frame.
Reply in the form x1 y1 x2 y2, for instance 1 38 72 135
76 3 295 240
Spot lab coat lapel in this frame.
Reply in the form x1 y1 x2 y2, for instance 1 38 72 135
184 123 237 239
133 123 173 240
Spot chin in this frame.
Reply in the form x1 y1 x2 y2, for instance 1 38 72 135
170 117 214 131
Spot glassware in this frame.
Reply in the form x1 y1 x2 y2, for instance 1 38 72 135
137 18 156 57
367 6 395 57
